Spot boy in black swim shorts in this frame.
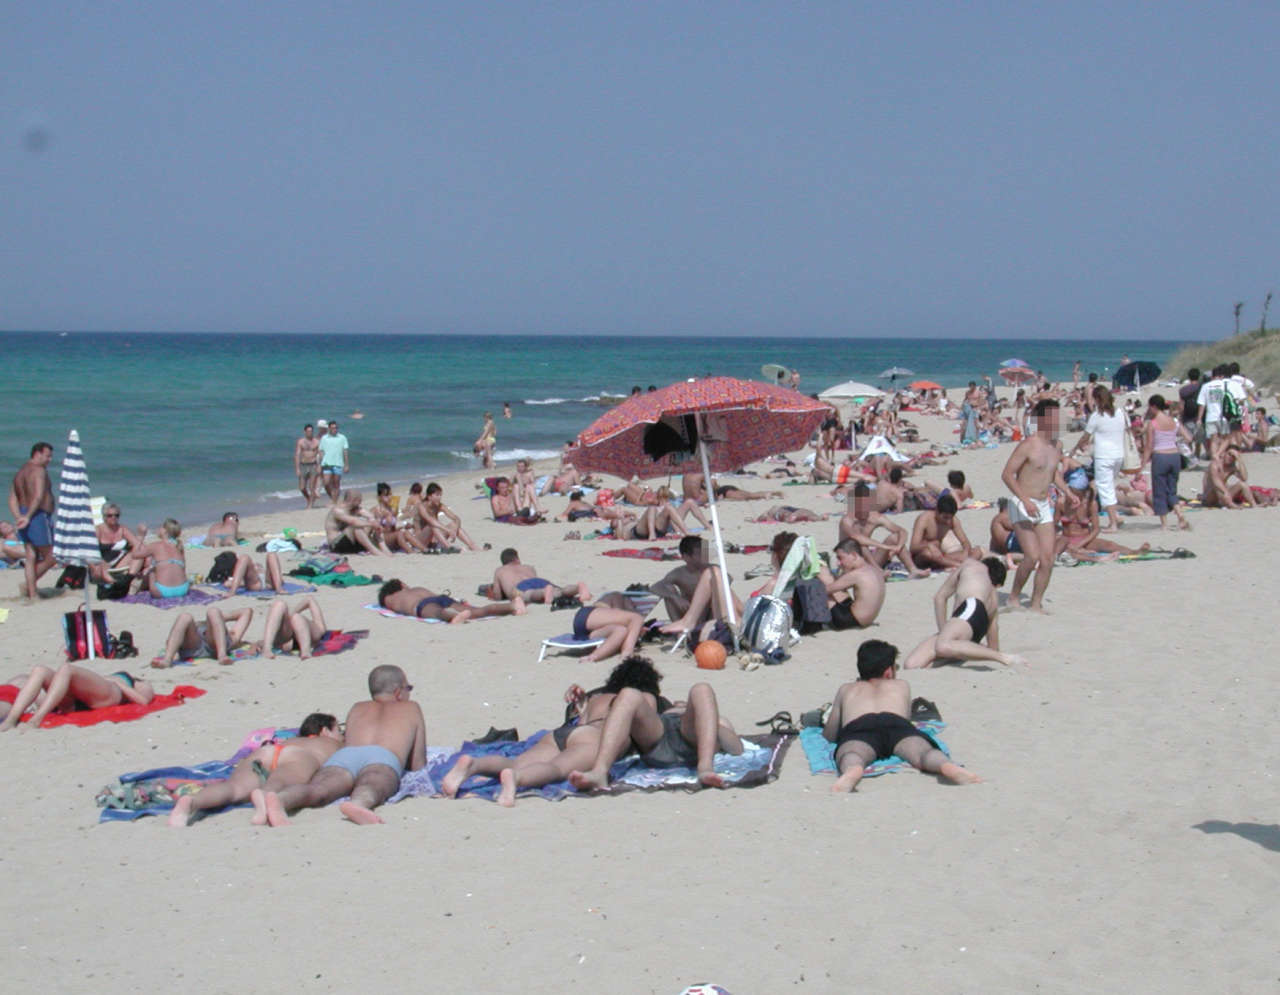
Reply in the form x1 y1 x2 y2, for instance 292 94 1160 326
822 639 981 792
901 556 1028 669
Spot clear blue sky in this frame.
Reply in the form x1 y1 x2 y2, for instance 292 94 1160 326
3 2 1276 338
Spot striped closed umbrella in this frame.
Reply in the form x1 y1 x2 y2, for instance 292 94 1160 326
53 430 104 657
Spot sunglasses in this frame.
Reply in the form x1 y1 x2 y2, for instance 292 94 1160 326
104 513 120 519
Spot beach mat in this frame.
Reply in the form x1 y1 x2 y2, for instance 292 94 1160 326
119 588 225 609
17 684 206 731
1057 548 1195 567
601 547 680 560
800 723 949 777
227 580 319 598
389 732 790 803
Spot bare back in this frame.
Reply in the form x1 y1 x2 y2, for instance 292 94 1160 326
828 677 911 731
12 461 53 513
344 698 427 771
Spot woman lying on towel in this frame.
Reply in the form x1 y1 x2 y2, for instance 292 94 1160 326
0 664 155 731
439 655 671 807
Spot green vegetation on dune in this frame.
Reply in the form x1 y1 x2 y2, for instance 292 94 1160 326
1167 329 1280 393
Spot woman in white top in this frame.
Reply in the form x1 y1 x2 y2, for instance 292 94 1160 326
1069 385 1131 531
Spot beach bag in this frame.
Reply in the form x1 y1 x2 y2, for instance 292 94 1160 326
56 565 88 589
791 578 831 634
1121 428 1141 474
62 608 113 661
206 551 238 584
741 594 793 655
1222 386 1242 422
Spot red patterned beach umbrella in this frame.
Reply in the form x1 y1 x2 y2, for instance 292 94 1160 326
571 377 827 480
571 377 827 631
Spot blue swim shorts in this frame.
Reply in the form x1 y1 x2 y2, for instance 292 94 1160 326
17 508 52 547
322 744 404 779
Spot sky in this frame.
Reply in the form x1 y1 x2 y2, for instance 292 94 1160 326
2 2 1277 339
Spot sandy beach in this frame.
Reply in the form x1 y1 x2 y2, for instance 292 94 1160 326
2 404 1277 993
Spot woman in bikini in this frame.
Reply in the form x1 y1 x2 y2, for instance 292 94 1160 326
167 713 343 826
130 518 189 598
0 665 155 731
89 503 146 585
1054 469 1150 561
438 656 670 807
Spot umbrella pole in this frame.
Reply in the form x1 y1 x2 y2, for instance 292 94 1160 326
698 440 738 632
83 574 95 660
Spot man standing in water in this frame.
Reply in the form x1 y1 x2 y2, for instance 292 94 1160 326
294 423 321 508
8 442 56 601
1001 399 1063 613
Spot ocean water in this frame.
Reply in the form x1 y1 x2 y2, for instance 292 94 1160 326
1 331 1184 527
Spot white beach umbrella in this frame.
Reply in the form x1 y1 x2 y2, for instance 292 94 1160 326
52 429 104 658
818 380 886 401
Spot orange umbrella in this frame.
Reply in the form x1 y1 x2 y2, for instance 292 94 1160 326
909 380 942 391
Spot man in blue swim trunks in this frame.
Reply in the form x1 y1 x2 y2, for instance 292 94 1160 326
377 578 525 622
491 548 590 607
8 442 56 600
263 665 427 826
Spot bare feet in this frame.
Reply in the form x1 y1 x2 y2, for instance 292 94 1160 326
151 658 172 669
1002 653 1029 667
697 769 727 789
831 769 863 793
264 791 290 827
167 795 194 827
497 768 517 807
568 769 609 792
448 609 472 625
249 788 269 825
440 756 474 798
939 762 982 784
512 595 527 616
217 656 234 666
339 801 385 825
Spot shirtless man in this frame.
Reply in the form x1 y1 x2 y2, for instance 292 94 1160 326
325 490 392 556
416 482 481 551
650 536 719 621
819 538 886 629
8 441 56 600
168 712 342 826
490 477 542 524
262 665 427 825
378 578 525 623
989 498 1022 567
824 639 981 792
260 596 330 658
838 484 929 578
751 504 826 523
568 669 743 791
294 423 321 508
902 556 1025 668
909 494 977 570
512 459 546 516
154 606 255 667
1001 398 1063 612
204 512 241 547
491 548 590 606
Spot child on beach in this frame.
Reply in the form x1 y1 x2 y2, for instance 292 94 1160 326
823 639 981 793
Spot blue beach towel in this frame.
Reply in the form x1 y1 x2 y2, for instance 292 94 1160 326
799 722 949 777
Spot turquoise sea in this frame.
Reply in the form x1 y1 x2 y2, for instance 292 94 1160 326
2 332 1187 527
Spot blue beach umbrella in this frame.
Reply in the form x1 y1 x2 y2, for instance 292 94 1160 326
999 358 1031 368
52 429 104 658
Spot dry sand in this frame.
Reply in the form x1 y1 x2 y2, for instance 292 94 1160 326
1 408 1277 993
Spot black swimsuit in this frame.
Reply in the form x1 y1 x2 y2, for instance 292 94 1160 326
951 597 990 643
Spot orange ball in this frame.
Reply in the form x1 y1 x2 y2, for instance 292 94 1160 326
694 640 727 670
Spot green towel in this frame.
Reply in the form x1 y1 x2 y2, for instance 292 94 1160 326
308 571 376 587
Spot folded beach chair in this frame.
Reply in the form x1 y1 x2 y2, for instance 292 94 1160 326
538 632 605 662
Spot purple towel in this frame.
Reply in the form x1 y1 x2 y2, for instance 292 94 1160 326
118 587 225 609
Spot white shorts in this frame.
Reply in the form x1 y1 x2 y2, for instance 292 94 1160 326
1092 456 1123 508
1009 493 1054 527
